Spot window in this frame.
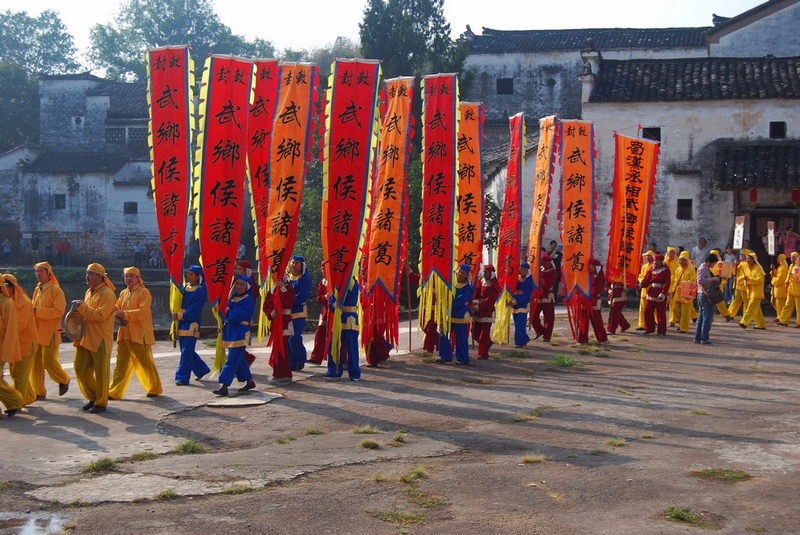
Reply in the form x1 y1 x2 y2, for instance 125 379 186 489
769 121 786 139
496 78 514 95
642 127 661 142
123 202 138 215
54 194 66 210
676 199 692 220
128 128 148 145
106 127 125 144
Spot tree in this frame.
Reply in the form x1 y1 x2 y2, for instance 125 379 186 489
0 61 39 152
88 0 275 81
483 193 502 264
0 9 80 75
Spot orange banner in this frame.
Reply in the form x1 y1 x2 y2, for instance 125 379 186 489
455 102 484 285
527 115 558 289
263 62 319 281
559 120 596 300
419 73 459 333
194 55 254 315
247 59 280 289
606 133 660 287
147 45 194 324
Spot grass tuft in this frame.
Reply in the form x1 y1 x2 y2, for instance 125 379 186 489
405 486 450 508
663 506 723 529
548 354 580 367
510 405 555 422
224 485 257 495
392 431 406 443
155 488 178 500
640 432 653 439
353 424 382 434
400 465 429 483
275 435 297 445
0 481 8 490
690 408 709 415
606 438 627 447
85 458 117 474
129 451 158 462
519 454 550 464
373 511 425 525
690 468 752 482
173 438 206 455
588 449 608 456
361 439 381 449
306 427 326 435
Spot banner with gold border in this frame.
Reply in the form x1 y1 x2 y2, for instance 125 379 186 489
527 115 558 289
455 102 484 285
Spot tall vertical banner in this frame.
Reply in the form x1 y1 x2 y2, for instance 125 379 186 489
492 113 525 344
247 59 280 342
527 115 559 289
606 134 660 287
455 102 485 284
419 73 459 335
560 120 597 339
194 55 255 372
263 62 319 367
321 59 381 363
363 76 415 354
146 45 195 341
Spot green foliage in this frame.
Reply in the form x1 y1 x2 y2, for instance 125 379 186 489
0 10 80 75
173 438 206 454
88 0 276 81
85 458 117 474
483 192 502 252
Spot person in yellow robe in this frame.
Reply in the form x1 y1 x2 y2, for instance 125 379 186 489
665 247 680 325
670 252 696 333
770 254 789 321
4 274 38 406
73 263 116 414
0 274 24 417
636 250 655 330
31 262 69 398
739 252 767 329
709 249 734 322
778 252 800 327
108 267 162 399
727 249 751 318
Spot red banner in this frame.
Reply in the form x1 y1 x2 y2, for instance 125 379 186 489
362 76 415 350
194 55 254 315
492 113 525 342
455 102 484 285
147 45 194 333
247 59 280 290
419 73 459 333
606 134 660 287
527 115 558 289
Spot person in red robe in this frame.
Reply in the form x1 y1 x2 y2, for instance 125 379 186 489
472 265 500 359
264 274 295 386
640 254 671 335
606 274 631 335
309 263 329 365
530 255 557 342
577 259 609 343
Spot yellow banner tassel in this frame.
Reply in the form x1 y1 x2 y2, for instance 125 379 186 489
168 281 183 344
418 274 454 338
491 290 513 344
209 303 226 378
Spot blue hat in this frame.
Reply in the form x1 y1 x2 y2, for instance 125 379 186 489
458 264 471 274
188 265 203 277
292 255 305 263
520 262 530 269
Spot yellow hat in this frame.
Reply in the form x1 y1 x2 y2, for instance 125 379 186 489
123 266 146 287
666 246 677 254
710 249 721 256
746 251 758 260
0 273 8 298
34 261 59 285
679 251 691 261
741 249 752 257
86 263 116 291
791 251 799 258
644 250 655 257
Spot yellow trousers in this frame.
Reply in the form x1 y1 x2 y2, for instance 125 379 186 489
32 337 70 398
727 289 747 317
638 290 648 328
668 296 678 325
778 296 800 326
771 297 786 319
74 341 111 409
715 301 731 319
109 339 163 399
10 352 36 406
674 301 692 333
741 298 766 329
0 362 23 412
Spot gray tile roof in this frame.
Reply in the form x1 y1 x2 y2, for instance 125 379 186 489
24 151 131 174
590 56 800 103
714 141 800 188
467 27 709 54
87 82 148 119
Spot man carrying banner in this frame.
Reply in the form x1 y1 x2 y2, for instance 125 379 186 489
174 265 211 385
288 255 312 371
324 277 362 381
309 262 330 365
213 275 256 396
233 261 258 367
511 262 534 347
436 265 473 365
264 275 295 387
408 269 438 353
727 249 751 319
665 247 680 326
472 265 500 359
530 255 557 342
636 251 655 330
640 254 671 336
739 252 767 330
670 252 696 334
73 263 116 414
709 249 734 322
577 259 608 344
31 262 69 399
606 274 630 335
108 267 163 400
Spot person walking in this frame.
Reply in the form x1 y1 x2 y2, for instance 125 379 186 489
472 265 500 359
309 262 330 365
0 274 24 417
511 262 534 347
30 234 41 263
670 252 696 334
31 262 70 398
739 252 767 330
288 255 312 371
777 252 800 327
213 275 256 396
530 255 557 342
695 253 721 345
4 274 38 406
577 259 608 344
173 265 211 385
264 274 295 386
770 254 789 321
324 277 362 381
436 265 473 365
108 267 163 399
606 274 630 335
636 250 655 330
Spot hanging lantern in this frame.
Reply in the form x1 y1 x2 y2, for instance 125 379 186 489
749 188 758 205
792 188 800 206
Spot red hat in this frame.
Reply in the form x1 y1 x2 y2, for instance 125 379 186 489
237 260 252 270
541 254 553 263
589 258 602 266
654 254 665 262
483 264 495 272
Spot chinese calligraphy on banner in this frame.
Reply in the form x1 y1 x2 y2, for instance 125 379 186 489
455 102 485 285
419 73 459 334
363 76 415 352
527 115 558 290
606 133 660 287
492 113 525 344
147 45 195 337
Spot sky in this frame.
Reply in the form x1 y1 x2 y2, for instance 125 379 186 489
3 0 766 63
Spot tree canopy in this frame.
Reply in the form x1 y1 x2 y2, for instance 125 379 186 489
0 9 80 76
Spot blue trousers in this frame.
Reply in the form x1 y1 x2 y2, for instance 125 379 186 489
513 312 530 346
694 294 714 343
289 317 307 370
438 324 469 364
175 337 211 384
219 346 252 386
326 330 361 379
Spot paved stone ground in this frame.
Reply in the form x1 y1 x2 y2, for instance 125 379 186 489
1 310 800 534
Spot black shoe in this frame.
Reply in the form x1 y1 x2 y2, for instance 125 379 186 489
88 405 106 414
175 381 189 386
59 383 69 396
82 401 95 411
724 316 732 323
434 358 449 364
238 380 256 392
36 395 46 400
146 393 159 398
212 385 229 396
5 408 19 417
739 323 746 329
